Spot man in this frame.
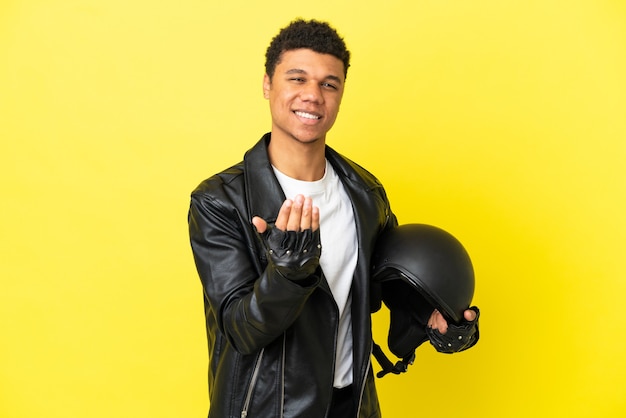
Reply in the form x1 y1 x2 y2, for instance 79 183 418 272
188 19 476 418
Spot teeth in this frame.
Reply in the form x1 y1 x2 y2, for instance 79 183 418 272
295 111 320 120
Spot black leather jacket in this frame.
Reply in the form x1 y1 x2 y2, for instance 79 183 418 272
189 134 396 418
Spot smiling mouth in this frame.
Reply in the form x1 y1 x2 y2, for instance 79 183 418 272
294 111 322 120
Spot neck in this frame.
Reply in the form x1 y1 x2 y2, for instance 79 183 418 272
267 134 327 181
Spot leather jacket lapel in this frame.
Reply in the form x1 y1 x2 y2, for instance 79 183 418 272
243 133 285 224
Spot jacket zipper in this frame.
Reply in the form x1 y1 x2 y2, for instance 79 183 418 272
280 334 286 418
355 343 373 416
241 348 265 418
324 303 340 418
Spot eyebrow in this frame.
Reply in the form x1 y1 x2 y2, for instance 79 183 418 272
285 68 343 84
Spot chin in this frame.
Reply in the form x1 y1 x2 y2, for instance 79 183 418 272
294 134 325 144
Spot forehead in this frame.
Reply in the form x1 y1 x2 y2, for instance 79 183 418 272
275 48 345 80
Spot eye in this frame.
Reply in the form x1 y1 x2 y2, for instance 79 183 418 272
289 77 305 83
321 82 338 90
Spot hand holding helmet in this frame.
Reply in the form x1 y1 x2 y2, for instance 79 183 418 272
427 306 480 353
371 223 481 376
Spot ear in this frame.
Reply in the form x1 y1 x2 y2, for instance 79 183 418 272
263 74 271 99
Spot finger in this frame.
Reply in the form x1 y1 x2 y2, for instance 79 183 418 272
299 196 313 230
427 309 437 328
286 194 304 231
311 205 320 231
430 309 449 334
437 313 449 334
252 216 268 233
464 309 477 322
275 199 293 231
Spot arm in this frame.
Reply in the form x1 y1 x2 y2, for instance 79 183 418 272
189 193 320 354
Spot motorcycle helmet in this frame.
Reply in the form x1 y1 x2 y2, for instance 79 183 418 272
371 224 475 375
372 223 475 323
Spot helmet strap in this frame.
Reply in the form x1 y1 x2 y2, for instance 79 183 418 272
372 342 416 378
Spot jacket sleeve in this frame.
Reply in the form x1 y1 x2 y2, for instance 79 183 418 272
188 190 318 355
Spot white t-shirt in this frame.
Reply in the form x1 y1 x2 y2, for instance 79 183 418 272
272 160 358 388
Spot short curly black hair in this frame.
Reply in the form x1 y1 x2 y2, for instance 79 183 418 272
265 18 351 80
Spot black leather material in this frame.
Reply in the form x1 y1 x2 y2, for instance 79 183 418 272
427 306 480 353
260 225 321 282
189 133 396 418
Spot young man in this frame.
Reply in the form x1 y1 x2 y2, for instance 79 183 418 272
188 19 475 418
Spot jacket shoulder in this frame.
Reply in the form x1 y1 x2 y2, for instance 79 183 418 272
191 161 245 197
189 160 250 227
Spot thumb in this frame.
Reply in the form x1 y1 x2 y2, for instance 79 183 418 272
252 216 268 233
464 308 477 322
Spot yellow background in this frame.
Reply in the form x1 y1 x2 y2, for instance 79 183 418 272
1 0 625 417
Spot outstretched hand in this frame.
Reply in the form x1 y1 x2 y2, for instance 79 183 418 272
252 194 320 233
251 194 321 282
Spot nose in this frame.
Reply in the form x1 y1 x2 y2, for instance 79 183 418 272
300 81 324 103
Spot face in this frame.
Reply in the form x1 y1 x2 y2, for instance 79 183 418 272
263 48 345 145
